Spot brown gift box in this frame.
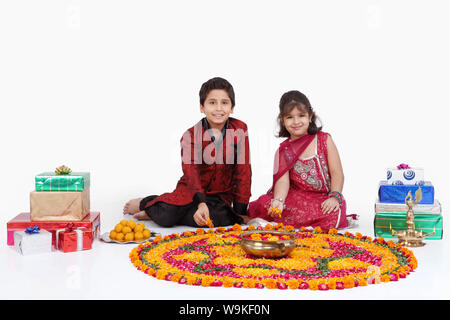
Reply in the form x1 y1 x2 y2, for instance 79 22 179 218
30 188 90 221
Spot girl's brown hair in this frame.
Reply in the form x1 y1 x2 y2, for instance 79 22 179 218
277 90 322 138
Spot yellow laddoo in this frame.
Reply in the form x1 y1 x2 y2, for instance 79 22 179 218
109 230 117 240
127 220 137 230
142 229 151 239
134 225 144 233
125 232 135 242
114 224 123 233
120 220 128 226
122 226 132 234
116 232 125 241
134 231 144 241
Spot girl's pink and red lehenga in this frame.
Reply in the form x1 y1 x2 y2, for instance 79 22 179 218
248 131 348 231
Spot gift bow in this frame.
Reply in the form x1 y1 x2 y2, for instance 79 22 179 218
65 223 76 231
55 165 72 175
397 163 411 170
25 226 40 234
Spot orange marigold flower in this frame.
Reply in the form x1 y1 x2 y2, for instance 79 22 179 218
262 278 277 289
216 227 226 233
328 228 338 235
381 275 390 282
184 231 194 236
343 277 355 289
222 278 234 288
247 225 256 231
286 279 299 289
232 224 242 231
313 227 322 233
285 225 295 232
308 279 319 290
154 235 162 243
196 229 205 235
327 279 337 290
358 279 368 286
201 275 214 287
264 224 274 231
355 232 363 239
243 278 256 288
147 268 156 276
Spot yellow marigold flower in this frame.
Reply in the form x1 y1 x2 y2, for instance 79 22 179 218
184 231 194 236
216 227 225 233
156 270 168 280
141 265 148 273
134 260 143 268
147 268 156 276
186 275 197 285
196 229 205 235
247 225 256 231
154 235 162 243
313 227 322 233
355 232 363 239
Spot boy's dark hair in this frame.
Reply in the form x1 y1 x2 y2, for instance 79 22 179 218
199 77 235 107
277 90 322 138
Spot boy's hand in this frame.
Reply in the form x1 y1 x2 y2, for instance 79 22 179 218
321 197 340 214
194 202 210 226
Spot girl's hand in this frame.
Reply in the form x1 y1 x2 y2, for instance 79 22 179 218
321 197 340 214
194 203 210 226
268 199 284 217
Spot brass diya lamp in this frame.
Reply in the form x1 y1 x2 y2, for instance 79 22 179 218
391 187 435 247
240 230 296 258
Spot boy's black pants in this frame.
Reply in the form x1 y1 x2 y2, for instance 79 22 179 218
139 195 243 227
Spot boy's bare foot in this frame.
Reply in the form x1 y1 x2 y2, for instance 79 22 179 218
123 198 143 214
133 210 151 220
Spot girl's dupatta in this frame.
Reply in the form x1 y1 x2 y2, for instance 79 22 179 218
270 133 316 192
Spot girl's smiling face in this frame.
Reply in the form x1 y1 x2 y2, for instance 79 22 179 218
200 89 234 130
281 105 312 140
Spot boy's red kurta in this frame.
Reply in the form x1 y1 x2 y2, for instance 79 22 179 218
143 117 252 213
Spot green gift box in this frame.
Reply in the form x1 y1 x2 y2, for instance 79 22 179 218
35 172 90 192
374 211 443 240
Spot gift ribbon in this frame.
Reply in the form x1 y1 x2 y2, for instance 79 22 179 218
56 224 87 251
25 226 40 234
396 163 411 170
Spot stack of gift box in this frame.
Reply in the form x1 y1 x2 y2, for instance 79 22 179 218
7 166 100 255
374 164 443 240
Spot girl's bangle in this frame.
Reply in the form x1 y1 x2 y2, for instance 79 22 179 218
327 191 343 205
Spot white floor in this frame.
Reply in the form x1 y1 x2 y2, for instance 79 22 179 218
1 213 449 300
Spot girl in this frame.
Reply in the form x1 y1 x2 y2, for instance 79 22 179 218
248 90 348 231
123 77 252 228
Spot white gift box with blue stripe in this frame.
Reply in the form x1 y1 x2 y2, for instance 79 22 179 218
386 167 424 185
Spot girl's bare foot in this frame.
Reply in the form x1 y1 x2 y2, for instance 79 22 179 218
123 198 143 214
133 210 151 220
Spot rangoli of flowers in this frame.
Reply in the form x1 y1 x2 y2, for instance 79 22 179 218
129 224 417 290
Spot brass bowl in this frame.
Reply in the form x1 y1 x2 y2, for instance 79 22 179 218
240 230 296 258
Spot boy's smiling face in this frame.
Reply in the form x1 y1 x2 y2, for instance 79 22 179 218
200 89 234 130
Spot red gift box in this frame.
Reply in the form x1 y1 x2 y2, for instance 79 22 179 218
56 224 93 253
7 211 100 248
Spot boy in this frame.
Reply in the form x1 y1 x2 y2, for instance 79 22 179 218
123 77 252 227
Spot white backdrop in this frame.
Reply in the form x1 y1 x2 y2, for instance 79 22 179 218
1 0 449 241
